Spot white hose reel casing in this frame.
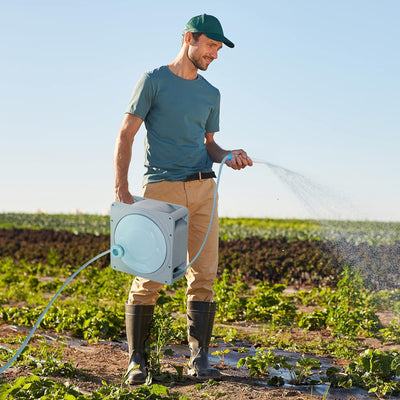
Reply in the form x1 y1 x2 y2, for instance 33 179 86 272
110 196 189 285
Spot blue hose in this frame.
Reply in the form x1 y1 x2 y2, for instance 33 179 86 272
0 249 111 374
0 153 233 374
185 154 230 268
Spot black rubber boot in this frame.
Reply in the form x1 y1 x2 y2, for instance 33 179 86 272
125 304 154 384
187 301 221 379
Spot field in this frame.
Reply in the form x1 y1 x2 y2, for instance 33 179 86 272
0 213 400 399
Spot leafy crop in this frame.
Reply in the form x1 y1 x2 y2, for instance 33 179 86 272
0 375 189 399
0 213 110 235
380 319 400 343
296 267 383 338
237 348 287 377
1 215 400 398
219 217 400 245
328 349 400 396
244 282 297 325
2 213 399 244
237 349 322 386
286 356 322 385
2 225 400 290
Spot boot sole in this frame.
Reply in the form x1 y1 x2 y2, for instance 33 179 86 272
128 380 146 385
187 368 221 380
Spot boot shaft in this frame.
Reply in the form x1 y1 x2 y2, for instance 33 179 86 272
187 301 217 350
125 304 154 356
187 301 221 378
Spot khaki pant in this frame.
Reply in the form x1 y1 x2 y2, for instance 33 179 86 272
128 178 219 305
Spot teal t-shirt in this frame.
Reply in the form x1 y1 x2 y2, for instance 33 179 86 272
126 65 220 184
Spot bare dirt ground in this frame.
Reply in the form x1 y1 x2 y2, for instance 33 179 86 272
0 327 325 400
2 317 397 400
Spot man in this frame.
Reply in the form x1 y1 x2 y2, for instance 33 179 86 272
114 13 253 384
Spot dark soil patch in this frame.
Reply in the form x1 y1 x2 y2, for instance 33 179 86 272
1 228 399 289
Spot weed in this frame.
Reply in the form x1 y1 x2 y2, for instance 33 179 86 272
236 347 250 353
211 349 230 365
195 379 220 389
146 306 186 384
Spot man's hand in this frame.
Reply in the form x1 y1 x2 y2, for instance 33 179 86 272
115 188 134 204
225 150 253 170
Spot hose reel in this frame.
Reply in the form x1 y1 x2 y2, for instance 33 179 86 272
110 196 189 285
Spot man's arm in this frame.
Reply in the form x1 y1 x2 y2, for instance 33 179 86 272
205 133 253 170
114 113 143 203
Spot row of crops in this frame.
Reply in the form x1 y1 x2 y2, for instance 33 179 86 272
0 213 400 398
1 223 399 290
1 213 400 244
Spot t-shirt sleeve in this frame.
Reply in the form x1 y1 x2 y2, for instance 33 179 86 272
125 73 153 120
205 89 220 133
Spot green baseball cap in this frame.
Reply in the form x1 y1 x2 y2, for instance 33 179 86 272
183 14 234 48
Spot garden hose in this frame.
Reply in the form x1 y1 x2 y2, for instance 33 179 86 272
0 249 111 374
0 153 250 374
185 153 230 268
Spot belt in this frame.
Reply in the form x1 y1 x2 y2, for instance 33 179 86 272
184 171 216 182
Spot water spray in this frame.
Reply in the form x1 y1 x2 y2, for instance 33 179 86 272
249 158 268 164
0 153 257 374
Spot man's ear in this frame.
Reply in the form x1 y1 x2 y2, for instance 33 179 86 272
184 31 193 45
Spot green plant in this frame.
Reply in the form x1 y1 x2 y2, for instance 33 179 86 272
211 349 230 365
195 379 220 389
146 306 185 384
0 375 190 399
297 309 327 331
284 356 322 385
2 215 400 397
0 375 84 399
212 326 239 344
236 347 250 354
237 348 287 377
214 270 248 322
324 337 359 360
328 349 400 397
26 341 78 377
244 282 297 325
380 318 400 343
0 340 78 378
324 267 382 338
1 304 125 343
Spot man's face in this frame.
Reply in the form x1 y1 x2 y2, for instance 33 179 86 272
187 33 223 71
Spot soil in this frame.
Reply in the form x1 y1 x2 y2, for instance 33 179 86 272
0 326 325 400
1 314 397 400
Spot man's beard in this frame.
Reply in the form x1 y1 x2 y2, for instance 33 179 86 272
188 54 208 71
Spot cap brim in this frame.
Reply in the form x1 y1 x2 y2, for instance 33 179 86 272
204 32 235 48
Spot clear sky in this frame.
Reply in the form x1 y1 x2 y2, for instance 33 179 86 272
1 1 399 221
